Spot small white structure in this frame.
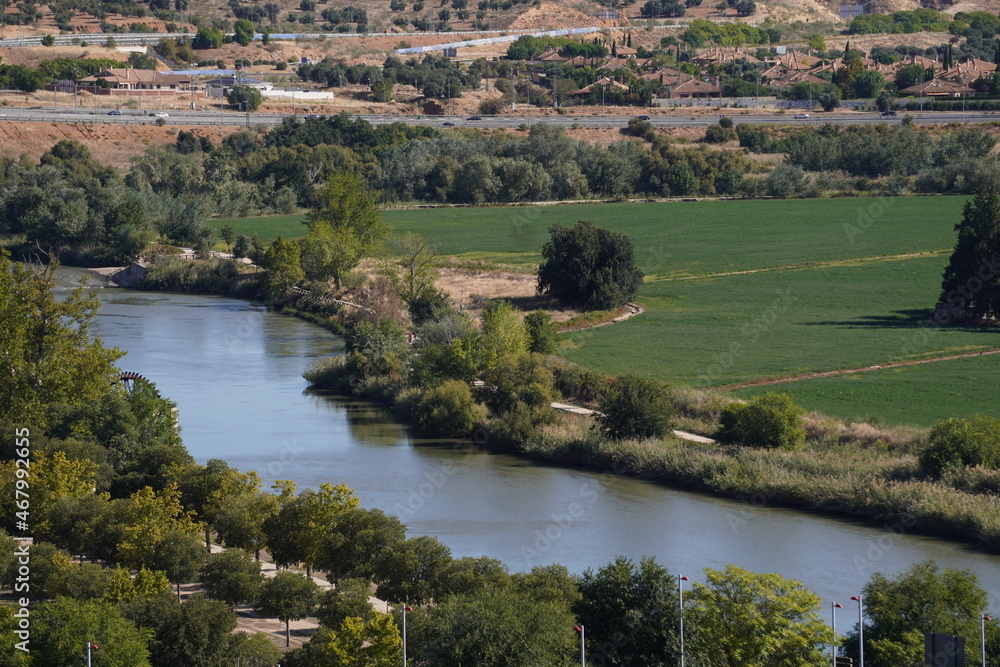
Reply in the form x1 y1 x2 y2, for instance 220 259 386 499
204 75 274 98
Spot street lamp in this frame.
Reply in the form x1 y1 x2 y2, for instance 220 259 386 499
402 605 412 667
982 615 992 667
679 575 690 667
831 602 843 667
851 595 864 667
86 642 99 667
574 625 585 667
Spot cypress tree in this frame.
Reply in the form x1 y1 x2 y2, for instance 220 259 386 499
939 187 1000 322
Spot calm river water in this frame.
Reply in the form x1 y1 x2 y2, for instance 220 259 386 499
67 272 1000 610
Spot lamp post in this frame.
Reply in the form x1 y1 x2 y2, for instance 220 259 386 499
982 615 992 667
574 625 585 667
851 595 864 667
86 642 99 667
402 605 412 667
679 575 690 667
831 602 843 667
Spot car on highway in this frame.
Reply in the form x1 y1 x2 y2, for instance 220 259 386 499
466 115 481 120
793 113 810 119
150 112 168 118
107 109 122 116
635 114 651 120
880 110 897 117
442 121 455 127
303 114 320 119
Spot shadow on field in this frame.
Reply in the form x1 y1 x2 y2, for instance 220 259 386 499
804 309 998 331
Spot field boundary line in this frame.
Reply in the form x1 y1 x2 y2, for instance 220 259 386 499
651 250 950 283
719 348 1000 390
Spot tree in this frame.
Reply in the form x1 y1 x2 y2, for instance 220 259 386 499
316 506 406 584
201 548 262 608
192 26 224 49
117 485 199 569
374 535 452 605
854 69 886 98
41 33 54 46
939 187 1000 321
0 252 122 429
846 561 988 667
372 78 394 104
895 63 928 90
233 18 255 46
307 173 387 289
598 374 675 441
537 220 644 311
261 235 305 301
574 556 680 666
211 489 279 559
379 232 439 315
414 379 487 437
147 529 204 596
121 592 239 667
263 483 360 574
816 87 841 111
807 34 826 51
480 351 556 416
409 585 576 666
524 311 558 354
33 598 153 667
316 579 376 630
255 570 319 646
316 614 401 666
920 415 1000 477
233 234 251 260
717 392 806 450
227 84 263 112
687 565 833 667
477 299 530 377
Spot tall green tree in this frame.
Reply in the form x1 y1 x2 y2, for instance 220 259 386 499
0 252 122 429
262 235 305 301
686 565 833 667
147 529 206 596
374 536 453 605
307 172 387 288
33 598 153 667
317 614 401 667
939 187 1000 321
537 220 644 311
598 374 675 441
201 548 263 608
845 561 989 667
255 571 319 647
264 483 360 574
121 592 240 667
316 506 406 584
574 556 680 667
233 18 255 46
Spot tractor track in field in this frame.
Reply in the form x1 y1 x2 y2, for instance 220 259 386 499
719 348 1000 390
653 250 950 282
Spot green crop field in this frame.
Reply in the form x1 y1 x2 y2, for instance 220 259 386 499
733 354 1000 427
560 255 999 387
216 195 1000 425
211 196 967 276
210 214 308 244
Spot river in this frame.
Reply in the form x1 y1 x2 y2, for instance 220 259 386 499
67 273 1000 610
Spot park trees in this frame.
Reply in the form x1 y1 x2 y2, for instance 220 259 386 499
33 598 152 667
316 578 376 630
375 535 453 605
717 392 806 449
920 414 1000 476
574 556 680 666
201 548 263 608
845 561 989 667
193 26 224 48
0 252 121 429
261 235 305 301
537 220 644 311
939 187 1000 321
686 565 833 667
598 374 675 441
255 570 319 646
315 614 401 667
316 506 406 583
263 482 360 573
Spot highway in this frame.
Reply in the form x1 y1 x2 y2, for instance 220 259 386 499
2 106 997 129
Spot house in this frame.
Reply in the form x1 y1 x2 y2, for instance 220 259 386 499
77 68 191 91
204 75 274 98
570 76 631 96
899 79 975 97
670 77 722 99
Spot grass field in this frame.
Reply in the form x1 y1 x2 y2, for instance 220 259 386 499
211 196 968 277
734 354 1000 427
216 195 1000 425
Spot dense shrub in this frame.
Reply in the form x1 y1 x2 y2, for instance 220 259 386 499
717 392 806 450
920 415 1000 477
414 380 487 438
703 123 737 144
598 374 675 441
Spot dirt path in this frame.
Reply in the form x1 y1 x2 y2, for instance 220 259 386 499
655 250 949 282
720 348 1000 390
550 402 716 444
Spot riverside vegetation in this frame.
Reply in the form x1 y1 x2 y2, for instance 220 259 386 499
5 246 1000 667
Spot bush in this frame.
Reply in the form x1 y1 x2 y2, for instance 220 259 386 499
718 116 734 128
703 124 738 143
550 361 609 405
414 380 487 437
598 374 675 441
524 311 558 355
920 415 1000 477
717 392 806 450
478 98 504 115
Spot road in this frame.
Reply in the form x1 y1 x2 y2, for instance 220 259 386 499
3 105 997 128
